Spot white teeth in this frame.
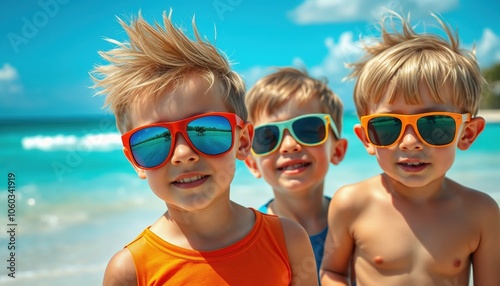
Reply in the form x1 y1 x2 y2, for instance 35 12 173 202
403 162 422 166
282 163 306 170
176 176 203 183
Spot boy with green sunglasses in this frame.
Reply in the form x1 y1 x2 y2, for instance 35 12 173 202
91 11 318 285
320 10 500 286
244 67 348 280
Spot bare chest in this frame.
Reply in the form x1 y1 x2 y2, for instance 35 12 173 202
353 202 479 278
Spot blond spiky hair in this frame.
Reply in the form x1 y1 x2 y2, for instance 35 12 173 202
90 10 246 133
349 10 485 117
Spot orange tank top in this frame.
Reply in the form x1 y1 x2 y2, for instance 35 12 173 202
126 208 291 285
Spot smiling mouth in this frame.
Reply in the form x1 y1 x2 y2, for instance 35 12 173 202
398 162 426 167
278 162 310 171
174 175 206 184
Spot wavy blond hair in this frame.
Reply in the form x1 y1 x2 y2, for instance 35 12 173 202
349 10 485 117
90 10 246 133
245 67 344 136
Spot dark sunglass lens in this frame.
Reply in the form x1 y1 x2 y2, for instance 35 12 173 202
368 117 402 146
129 127 172 168
187 115 233 155
417 115 456 145
253 125 280 154
292 117 326 144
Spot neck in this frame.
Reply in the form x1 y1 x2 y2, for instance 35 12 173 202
152 201 253 250
167 199 236 234
269 189 329 235
382 173 449 203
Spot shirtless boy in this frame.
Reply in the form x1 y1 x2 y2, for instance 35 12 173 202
320 11 500 286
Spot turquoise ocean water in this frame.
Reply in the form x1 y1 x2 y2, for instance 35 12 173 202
0 113 499 285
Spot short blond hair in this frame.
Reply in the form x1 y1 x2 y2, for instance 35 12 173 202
349 11 485 117
90 10 246 133
245 67 344 136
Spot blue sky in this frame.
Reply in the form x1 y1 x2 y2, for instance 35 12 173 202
1 0 499 119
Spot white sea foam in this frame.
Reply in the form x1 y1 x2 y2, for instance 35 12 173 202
21 133 122 151
0 263 107 284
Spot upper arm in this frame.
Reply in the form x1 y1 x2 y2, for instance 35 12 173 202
320 185 359 285
280 217 319 286
472 195 500 285
103 248 137 286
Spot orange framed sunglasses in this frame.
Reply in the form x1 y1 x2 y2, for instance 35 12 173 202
360 112 470 148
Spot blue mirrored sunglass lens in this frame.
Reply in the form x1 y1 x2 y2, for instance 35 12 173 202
187 116 233 155
253 125 280 154
368 117 402 146
417 115 456 145
292 117 326 144
129 126 172 168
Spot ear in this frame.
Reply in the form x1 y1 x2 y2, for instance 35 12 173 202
123 147 147 179
354 124 376 155
330 138 348 165
236 122 254 160
457 116 485 151
244 155 262 178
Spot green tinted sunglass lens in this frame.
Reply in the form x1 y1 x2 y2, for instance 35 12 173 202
417 115 456 145
368 117 402 146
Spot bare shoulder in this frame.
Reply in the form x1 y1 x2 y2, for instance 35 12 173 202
279 216 310 241
330 175 382 211
467 189 499 210
279 217 319 285
453 180 500 214
449 180 500 232
453 182 500 284
103 248 137 286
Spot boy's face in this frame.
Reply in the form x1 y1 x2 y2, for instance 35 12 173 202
354 82 481 189
245 98 346 196
126 74 252 211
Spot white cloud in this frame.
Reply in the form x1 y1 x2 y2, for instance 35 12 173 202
310 32 363 78
474 28 500 67
0 63 24 113
241 32 364 88
239 65 275 89
307 32 368 110
0 63 19 81
240 32 364 111
289 0 458 24
0 63 22 95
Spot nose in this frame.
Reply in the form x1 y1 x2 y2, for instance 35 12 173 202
399 124 424 150
279 129 302 154
170 132 200 164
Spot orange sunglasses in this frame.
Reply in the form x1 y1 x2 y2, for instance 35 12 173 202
360 112 470 148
